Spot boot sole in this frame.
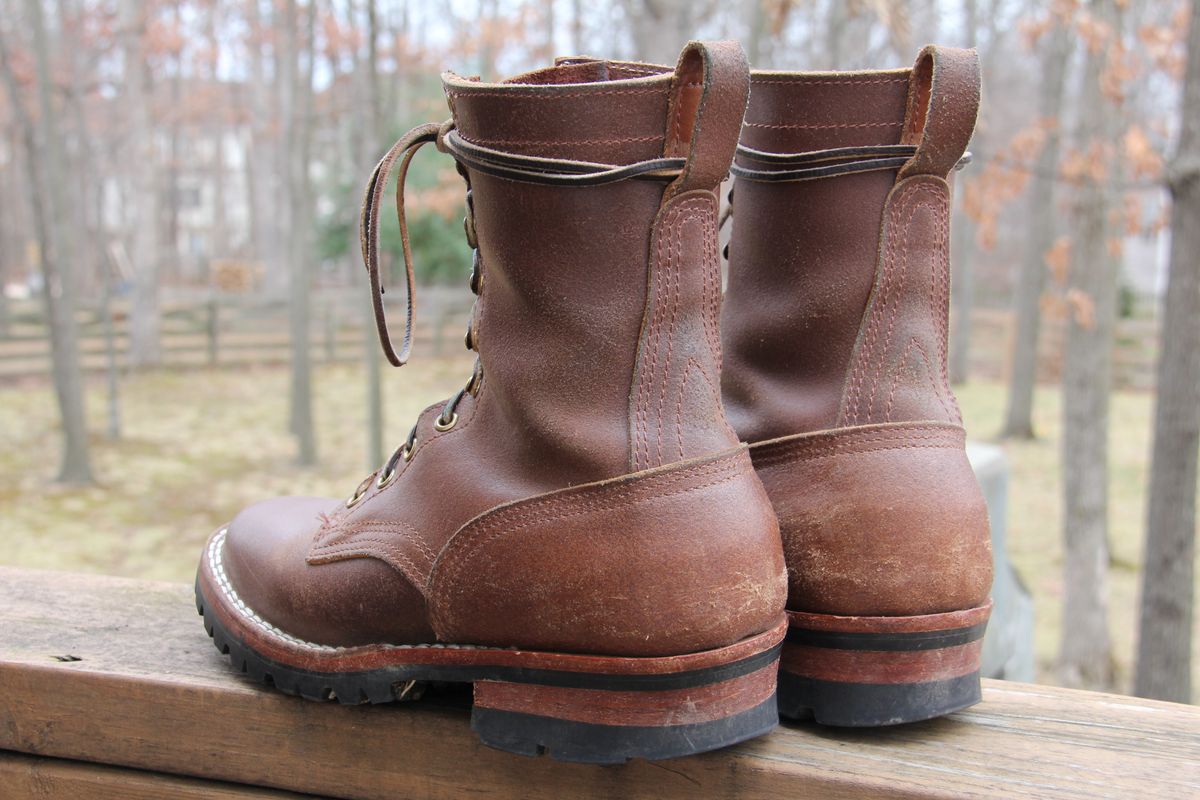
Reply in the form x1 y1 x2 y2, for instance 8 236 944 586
197 528 785 763
777 601 991 727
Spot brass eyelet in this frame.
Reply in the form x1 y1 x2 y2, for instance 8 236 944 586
345 484 368 508
463 215 478 249
376 465 398 490
402 444 414 462
434 412 459 432
469 252 483 294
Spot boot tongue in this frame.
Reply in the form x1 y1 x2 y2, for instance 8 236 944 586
741 69 910 154
443 61 673 164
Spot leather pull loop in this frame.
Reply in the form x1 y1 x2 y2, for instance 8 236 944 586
898 45 981 179
663 40 750 200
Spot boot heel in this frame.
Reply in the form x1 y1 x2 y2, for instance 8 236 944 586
470 647 781 763
778 601 991 727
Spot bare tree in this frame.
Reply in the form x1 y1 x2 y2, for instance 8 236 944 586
283 0 318 465
245 0 287 296
621 0 695 63
1058 0 1122 691
356 0 386 470
1134 0 1200 705
0 0 92 484
120 0 163 366
948 0 980 385
1002 14 1073 439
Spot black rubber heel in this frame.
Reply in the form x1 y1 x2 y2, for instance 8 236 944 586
778 603 991 727
471 697 779 764
777 669 982 726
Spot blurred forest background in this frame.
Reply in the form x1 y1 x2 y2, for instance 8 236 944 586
0 0 1197 706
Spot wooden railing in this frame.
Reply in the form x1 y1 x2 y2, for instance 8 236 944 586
1 566 1196 799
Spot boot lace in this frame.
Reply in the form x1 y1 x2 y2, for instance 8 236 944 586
345 121 687 508
719 143 971 254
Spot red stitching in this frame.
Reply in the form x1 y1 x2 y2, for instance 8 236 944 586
445 87 667 100
751 76 909 87
325 520 439 563
433 451 745 609
433 453 749 632
458 133 664 147
309 537 429 594
844 183 945 425
743 120 902 130
752 427 964 467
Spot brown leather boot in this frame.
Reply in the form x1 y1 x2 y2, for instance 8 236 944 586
721 46 993 726
195 41 787 763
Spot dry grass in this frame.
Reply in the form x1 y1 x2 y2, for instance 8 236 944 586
1 363 1196 696
955 380 1199 695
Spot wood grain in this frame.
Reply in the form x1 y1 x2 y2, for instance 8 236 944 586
0 752 325 799
1 565 1198 800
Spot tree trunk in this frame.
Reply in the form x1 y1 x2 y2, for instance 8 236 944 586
1002 19 1073 439
570 0 584 55
361 0 385 470
120 0 163 367
283 0 318 466
744 0 767 67
208 5 228 262
622 0 692 64
948 0 979 386
825 0 848 69
1 1 93 484
0 124 14 339
949 190 976 385
1134 0 1200 705
246 0 286 296
1057 0 1120 691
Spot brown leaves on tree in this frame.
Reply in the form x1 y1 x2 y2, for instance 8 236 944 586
962 124 1047 250
1065 288 1097 329
1123 126 1166 180
1060 141 1113 185
1044 237 1073 287
1076 11 1115 54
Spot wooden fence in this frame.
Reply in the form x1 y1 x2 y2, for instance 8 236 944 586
0 296 1159 389
0 289 475 380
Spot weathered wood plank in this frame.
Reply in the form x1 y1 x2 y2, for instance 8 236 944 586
0 566 1197 800
0 752 326 799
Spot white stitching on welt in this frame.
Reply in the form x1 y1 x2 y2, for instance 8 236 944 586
207 528 496 654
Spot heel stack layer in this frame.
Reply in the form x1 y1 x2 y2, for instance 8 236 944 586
779 602 991 727
472 659 779 763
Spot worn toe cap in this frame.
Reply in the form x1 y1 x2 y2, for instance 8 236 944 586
218 496 436 647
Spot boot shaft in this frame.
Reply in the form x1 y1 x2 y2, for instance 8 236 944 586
444 48 745 482
722 48 980 442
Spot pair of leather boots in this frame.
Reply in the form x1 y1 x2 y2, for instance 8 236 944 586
196 40 993 763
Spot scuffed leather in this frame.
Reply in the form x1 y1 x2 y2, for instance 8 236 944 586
899 46 981 179
663 41 750 199
839 175 962 427
218 42 784 657
223 497 438 646
429 448 785 657
722 70 910 440
750 423 992 616
630 190 739 471
723 47 992 620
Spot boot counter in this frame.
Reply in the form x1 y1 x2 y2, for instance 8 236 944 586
427 448 787 657
838 175 963 429
750 422 993 617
